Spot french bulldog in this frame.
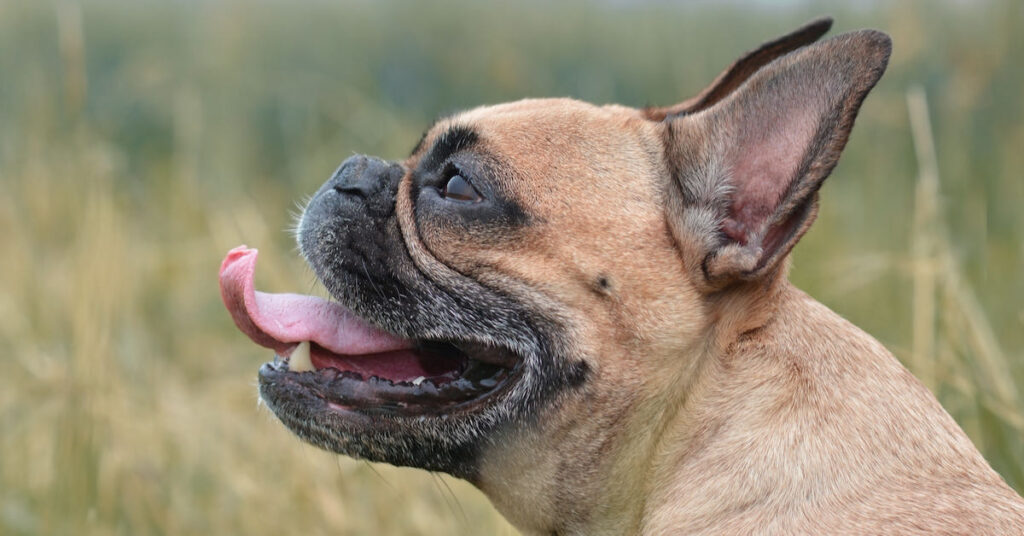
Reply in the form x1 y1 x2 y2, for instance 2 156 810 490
219 17 1024 535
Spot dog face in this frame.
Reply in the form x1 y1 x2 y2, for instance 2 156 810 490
287 97 696 474
223 17 890 532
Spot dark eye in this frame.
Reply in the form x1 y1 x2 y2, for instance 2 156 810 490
441 174 482 202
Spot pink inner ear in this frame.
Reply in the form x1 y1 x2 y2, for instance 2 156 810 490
722 104 817 246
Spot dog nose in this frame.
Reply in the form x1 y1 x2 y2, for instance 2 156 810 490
330 155 392 198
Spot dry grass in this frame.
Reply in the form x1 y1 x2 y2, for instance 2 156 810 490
905 85 1023 443
1 1 1022 534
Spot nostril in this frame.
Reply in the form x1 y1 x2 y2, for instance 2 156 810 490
334 180 372 197
325 155 394 199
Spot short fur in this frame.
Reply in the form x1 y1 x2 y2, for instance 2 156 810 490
258 18 1024 535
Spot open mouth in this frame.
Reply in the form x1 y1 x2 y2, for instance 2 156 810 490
219 246 516 414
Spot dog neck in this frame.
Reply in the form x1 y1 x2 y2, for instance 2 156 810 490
483 275 789 535
632 282 1002 535
483 275 1012 535
575 274 790 535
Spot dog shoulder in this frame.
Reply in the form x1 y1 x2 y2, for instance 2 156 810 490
707 285 1024 533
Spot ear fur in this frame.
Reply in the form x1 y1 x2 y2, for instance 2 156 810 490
645 17 833 120
662 29 892 289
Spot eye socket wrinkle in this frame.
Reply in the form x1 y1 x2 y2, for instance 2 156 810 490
420 126 480 171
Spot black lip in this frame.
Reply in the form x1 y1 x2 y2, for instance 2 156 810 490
257 345 519 417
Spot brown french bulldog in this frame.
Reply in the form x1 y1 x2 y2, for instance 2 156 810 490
219 17 1024 535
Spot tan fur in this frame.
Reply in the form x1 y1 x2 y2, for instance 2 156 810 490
390 26 1024 536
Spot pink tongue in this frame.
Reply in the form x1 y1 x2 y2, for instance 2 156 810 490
218 245 414 356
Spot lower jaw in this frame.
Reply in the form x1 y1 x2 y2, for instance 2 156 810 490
258 371 489 478
256 353 514 417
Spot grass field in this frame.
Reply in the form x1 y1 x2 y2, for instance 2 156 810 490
1 0 1022 534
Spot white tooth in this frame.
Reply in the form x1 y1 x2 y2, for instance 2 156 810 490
412 376 425 386
289 341 314 372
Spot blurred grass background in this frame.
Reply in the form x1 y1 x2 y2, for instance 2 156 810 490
1 0 1022 534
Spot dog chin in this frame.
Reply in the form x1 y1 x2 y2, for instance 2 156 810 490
255 332 531 478
255 349 522 478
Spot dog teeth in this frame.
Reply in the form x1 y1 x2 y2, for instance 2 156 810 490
289 341 314 372
412 376 426 386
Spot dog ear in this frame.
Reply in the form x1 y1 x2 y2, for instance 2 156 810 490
662 30 891 289
645 17 833 121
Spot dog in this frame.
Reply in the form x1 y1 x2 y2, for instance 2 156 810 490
219 17 1024 535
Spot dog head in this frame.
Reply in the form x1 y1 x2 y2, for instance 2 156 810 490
220 17 890 533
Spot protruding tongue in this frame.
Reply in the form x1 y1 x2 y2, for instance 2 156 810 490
219 246 414 356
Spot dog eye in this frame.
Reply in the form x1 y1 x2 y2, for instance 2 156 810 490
441 174 482 202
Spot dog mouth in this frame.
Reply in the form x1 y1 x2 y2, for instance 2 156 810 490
219 246 517 414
